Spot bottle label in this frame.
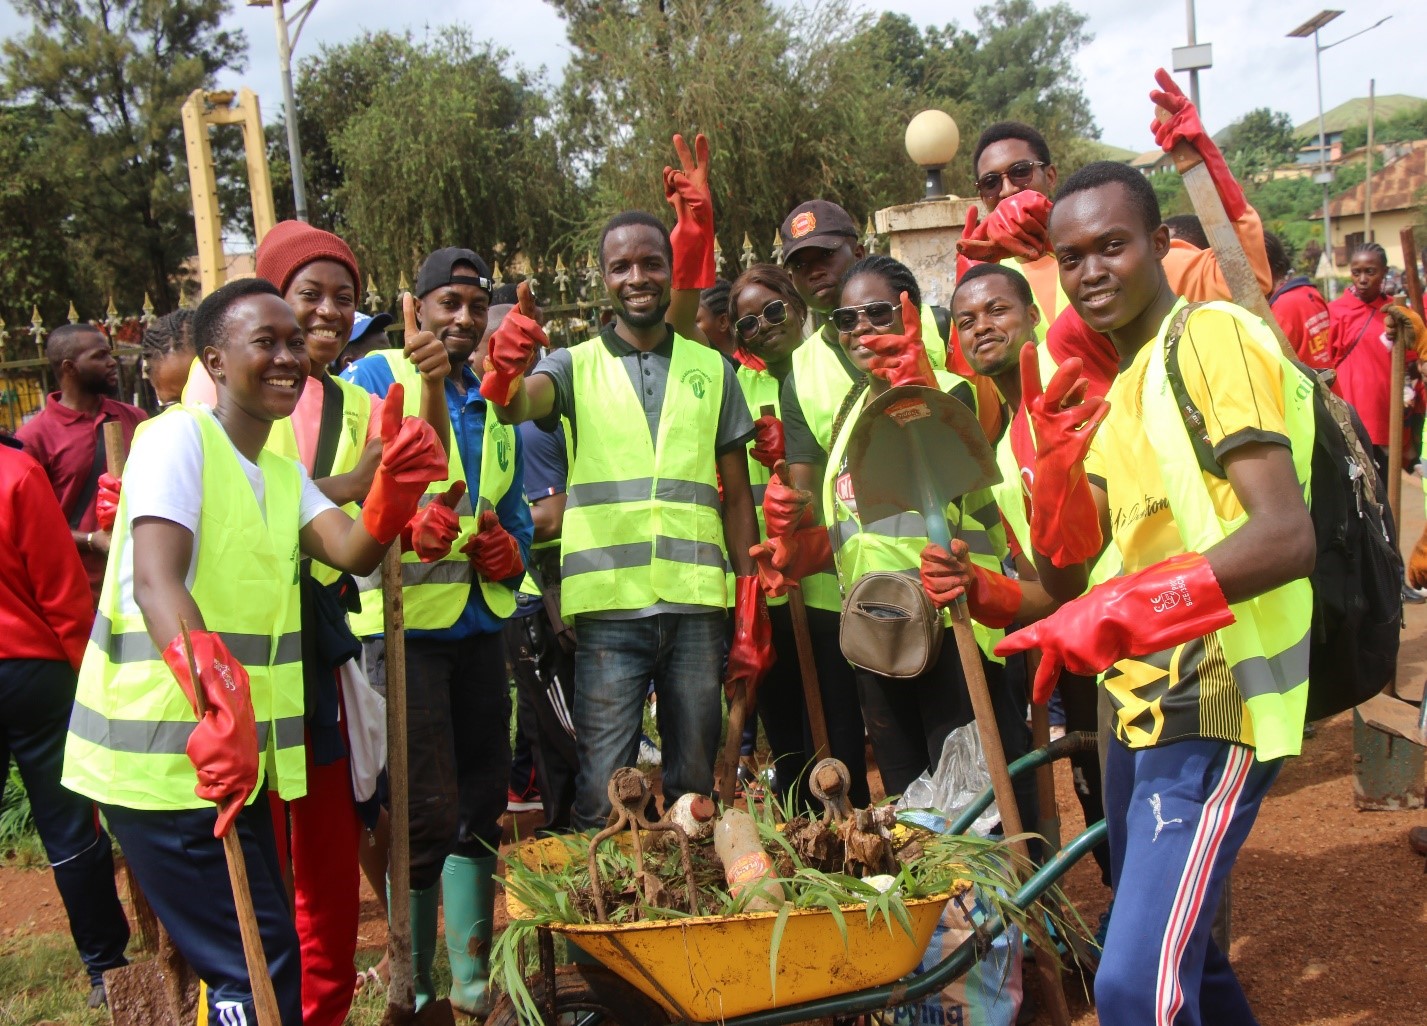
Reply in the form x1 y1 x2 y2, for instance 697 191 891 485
725 851 773 895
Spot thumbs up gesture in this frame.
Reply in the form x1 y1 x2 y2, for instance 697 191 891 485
480 280 547 406
403 292 451 384
405 480 466 562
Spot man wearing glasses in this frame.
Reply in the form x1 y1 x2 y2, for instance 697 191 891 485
959 69 1273 395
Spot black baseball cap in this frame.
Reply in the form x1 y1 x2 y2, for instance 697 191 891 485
779 200 860 264
414 247 494 298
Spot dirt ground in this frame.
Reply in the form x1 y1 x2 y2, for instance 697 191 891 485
4 486 1427 1024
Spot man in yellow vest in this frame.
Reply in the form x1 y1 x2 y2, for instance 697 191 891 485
486 210 770 830
343 248 533 1016
958 70 1274 397
998 161 1315 1026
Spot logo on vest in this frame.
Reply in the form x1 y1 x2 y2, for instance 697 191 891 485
496 433 511 472
790 211 817 239
682 368 711 400
1149 574 1193 614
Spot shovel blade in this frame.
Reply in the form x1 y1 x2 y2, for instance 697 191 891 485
845 384 1001 527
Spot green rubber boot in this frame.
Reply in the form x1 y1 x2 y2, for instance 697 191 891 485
410 883 441 1010
442 854 496 1016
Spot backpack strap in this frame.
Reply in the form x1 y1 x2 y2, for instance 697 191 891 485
1161 302 1225 479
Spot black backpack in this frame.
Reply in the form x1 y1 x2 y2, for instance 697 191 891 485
1163 303 1403 722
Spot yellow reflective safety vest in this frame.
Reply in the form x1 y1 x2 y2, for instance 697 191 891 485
1140 300 1314 761
560 333 728 617
822 372 1008 662
349 352 518 633
63 406 307 809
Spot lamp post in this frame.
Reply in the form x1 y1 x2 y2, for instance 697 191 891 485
1288 10 1393 297
248 0 319 222
904 110 960 201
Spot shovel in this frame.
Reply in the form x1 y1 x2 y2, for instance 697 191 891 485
379 544 457 1026
846 384 1073 1026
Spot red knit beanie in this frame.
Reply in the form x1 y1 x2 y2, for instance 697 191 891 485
255 220 361 298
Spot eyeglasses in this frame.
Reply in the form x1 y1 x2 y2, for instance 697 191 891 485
733 300 788 341
974 160 1048 197
830 301 898 334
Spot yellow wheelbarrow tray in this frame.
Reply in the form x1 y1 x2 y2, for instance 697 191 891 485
505 831 964 1023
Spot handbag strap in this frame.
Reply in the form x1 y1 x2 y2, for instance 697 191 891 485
69 417 109 529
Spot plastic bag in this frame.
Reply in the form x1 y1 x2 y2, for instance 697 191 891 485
895 721 998 836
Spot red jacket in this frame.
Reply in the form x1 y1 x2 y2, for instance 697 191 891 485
1330 290 1394 445
0 438 93 669
1270 278 1333 369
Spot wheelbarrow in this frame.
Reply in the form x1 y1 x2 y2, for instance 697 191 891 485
487 732 1105 1025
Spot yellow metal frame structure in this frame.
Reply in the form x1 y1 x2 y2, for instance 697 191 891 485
180 88 277 299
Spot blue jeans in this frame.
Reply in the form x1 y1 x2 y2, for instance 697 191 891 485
0 659 130 985
1097 738 1280 1026
571 612 724 830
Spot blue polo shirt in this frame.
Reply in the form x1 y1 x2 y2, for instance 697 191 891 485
342 357 533 639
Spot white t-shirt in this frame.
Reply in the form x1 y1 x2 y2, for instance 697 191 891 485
114 408 335 606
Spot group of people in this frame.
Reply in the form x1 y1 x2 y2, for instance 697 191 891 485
0 63 1420 1026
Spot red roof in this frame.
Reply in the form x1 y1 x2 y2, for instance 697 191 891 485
1329 141 1427 218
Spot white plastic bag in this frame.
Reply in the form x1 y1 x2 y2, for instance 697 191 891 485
339 658 385 802
896 721 998 836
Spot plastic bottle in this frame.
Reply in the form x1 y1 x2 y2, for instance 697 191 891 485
713 807 785 911
668 794 717 841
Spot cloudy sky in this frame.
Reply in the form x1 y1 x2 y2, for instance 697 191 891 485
4 1 1422 153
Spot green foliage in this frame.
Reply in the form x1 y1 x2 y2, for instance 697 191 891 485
1218 108 1297 173
0 762 34 848
1340 102 1427 151
0 0 248 313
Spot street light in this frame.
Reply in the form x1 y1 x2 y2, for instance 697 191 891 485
1287 10 1393 296
905 110 960 201
248 0 319 223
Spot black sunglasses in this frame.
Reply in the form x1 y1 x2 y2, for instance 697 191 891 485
733 300 788 341
974 160 1048 197
830 301 898 334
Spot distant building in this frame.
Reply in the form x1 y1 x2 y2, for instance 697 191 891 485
1293 94 1426 165
1316 140 1427 273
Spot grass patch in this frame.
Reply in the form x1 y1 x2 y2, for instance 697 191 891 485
0 933 107 1025
0 763 46 868
345 946 453 1026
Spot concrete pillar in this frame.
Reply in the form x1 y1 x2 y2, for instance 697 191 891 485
873 196 979 308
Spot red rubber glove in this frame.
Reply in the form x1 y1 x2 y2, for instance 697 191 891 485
1150 68 1247 222
161 632 259 838
749 526 834 597
361 383 450 546
763 471 815 539
1408 529 1427 589
406 481 466 562
863 292 936 389
726 575 773 702
481 281 548 405
749 414 785 471
663 133 716 290
95 472 120 532
981 190 1053 261
956 205 1009 265
996 552 1236 704
1021 345 1110 568
461 509 525 582
919 541 1022 629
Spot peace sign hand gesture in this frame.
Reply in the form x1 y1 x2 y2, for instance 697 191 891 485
663 132 716 291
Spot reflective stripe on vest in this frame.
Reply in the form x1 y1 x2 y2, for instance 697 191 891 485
63 406 307 809
1140 299 1314 761
822 378 1008 662
349 352 518 633
560 334 728 616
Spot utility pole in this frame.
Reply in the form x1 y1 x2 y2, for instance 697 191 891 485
1185 0 1200 111
248 1 319 223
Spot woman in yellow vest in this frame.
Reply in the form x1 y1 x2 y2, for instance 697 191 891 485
769 255 1037 821
62 278 446 1026
997 161 1314 1026
727 264 869 806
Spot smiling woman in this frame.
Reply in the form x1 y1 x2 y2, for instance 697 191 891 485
59 276 448 1026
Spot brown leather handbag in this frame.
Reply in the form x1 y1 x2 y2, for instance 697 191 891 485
839 571 943 679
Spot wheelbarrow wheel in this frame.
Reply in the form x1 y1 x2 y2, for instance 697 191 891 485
486 964 672 1026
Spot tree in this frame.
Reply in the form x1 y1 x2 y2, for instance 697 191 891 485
1 1 247 312
1218 108 1296 173
319 28 581 287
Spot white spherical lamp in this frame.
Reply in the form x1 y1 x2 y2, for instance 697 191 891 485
905 109 960 200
